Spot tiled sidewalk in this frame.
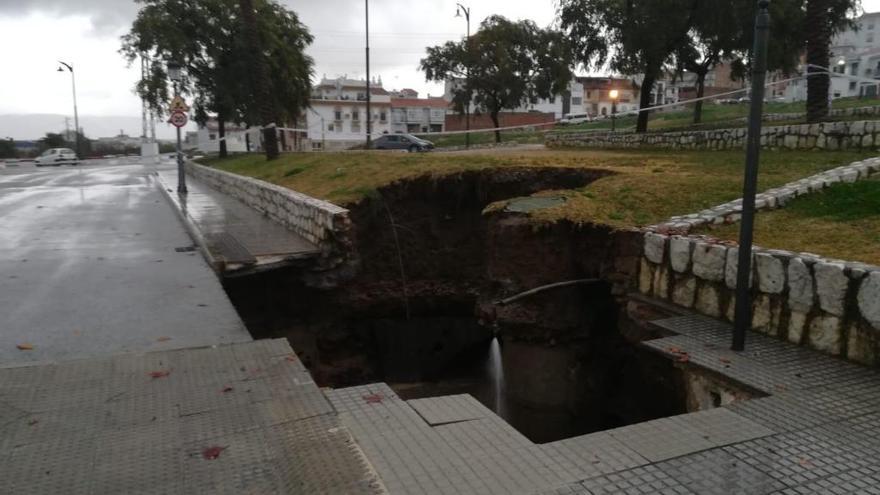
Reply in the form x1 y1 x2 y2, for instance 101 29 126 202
328 314 880 494
0 339 382 494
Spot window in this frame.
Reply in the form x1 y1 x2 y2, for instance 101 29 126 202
209 134 216 140
870 23 875 30
379 111 387 122
334 110 342 121
549 96 556 104
869 34 875 43
328 124 334 131
850 81 858 91
352 109 359 121
571 97 583 106
311 141 323 150
851 63 859 76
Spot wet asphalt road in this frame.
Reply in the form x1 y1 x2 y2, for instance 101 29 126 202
0 159 250 366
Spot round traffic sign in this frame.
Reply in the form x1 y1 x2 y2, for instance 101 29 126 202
169 110 188 128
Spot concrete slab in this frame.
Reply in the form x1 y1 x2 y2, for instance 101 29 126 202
0 160 249 366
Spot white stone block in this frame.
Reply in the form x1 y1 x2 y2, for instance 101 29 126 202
858 272 880 329
787 258 814 312
814 262 849 317
756 253 785 294
669 236 692 273
808 315 843 355
725 247 752 289
692 242 726 282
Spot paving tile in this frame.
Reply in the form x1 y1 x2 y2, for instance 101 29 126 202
655 448 785 494
540 431 649 482
666 407 774 447
408 393 492 426
607 416 716 462
578 464 696 494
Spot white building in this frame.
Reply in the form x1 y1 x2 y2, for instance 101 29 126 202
307 77 392 150
784 11 880 102
196 119 252 154
390 97 447 134
442 79 586 119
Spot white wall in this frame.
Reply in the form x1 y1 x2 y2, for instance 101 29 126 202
197 128 250 153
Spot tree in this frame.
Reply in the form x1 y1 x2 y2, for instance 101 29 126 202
421 16 573 143
0 138 16 159
559 0 702 133
38 133 67 151
122 0 313 160
805 0 860 122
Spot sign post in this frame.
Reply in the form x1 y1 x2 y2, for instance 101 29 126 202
168 97 190 194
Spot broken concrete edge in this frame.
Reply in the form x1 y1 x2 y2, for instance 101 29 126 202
546 119 880 152
153 172 224 274
636 232 880 367
186 161 357 274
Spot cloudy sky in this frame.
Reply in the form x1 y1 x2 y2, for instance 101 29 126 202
1 0 878 139
0 0 557 139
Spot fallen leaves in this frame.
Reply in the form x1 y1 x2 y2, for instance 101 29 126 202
202 446 226 460
148 370 171 379
363 393 384 404
667 346 690 363
221 386 234 393
156 336 172 342
16 343 34 351
798 458 815 468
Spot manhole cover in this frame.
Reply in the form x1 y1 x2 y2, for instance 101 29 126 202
504 196 566 213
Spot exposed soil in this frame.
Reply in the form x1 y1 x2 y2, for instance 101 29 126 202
224 166 686 442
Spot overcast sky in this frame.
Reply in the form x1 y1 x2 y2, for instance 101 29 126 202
1 0 878 139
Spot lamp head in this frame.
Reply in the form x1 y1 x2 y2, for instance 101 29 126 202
455 7 461 17
609 89 619 100
57 67 64 72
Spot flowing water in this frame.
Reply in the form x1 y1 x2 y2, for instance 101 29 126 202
486 337 506 418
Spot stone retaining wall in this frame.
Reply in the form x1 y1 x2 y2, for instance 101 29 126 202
547 120 880 151
638 233 880 365
187 162 353 264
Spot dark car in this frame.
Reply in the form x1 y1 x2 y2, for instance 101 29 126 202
372 134 434 152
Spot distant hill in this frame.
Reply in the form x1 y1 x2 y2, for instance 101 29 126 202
0 114 195 141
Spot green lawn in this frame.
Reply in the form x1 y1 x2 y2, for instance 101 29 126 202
696 176 880 265
202 148 876 230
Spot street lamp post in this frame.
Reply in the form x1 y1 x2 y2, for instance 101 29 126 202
456 3 471 148
609 89 619 132
365 0 372 149
168 62 187 194
57 61 80 159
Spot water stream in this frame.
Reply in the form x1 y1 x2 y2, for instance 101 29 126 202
486 337 506 418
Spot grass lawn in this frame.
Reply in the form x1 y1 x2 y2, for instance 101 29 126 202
695 176 880 265
202 148 876 231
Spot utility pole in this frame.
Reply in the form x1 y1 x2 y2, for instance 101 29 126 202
733 0 771 352
456 3 471 148
57 61 80 159
365 0 372 149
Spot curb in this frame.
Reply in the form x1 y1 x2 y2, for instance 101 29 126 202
152 171 225 274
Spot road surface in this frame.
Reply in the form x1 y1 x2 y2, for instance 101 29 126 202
0 158 250 366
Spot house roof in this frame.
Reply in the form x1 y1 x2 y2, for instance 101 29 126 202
577 77 640 91
390 98 449 109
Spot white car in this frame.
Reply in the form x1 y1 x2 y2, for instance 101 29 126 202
34 148 78 166
559 112 592 125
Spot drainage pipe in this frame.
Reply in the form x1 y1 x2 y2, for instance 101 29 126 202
493 279 602 306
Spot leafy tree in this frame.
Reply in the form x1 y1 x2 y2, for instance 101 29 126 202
0 138 16 159
559 0 702 133
421 16 573 143
38 133 67 151
805 0 860 122
122 0 313 160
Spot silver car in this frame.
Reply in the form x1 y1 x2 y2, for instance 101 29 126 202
34 148 78 166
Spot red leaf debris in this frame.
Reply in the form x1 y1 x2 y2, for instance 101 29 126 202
148 370 171 379
667 346 690 363
285 355 298 363
16 343 34 351
798 458 815 468
202 446 226 460
28 418 39 426
156 336 172 342
363 393 384 404
221 386 234 393
719 357 732 364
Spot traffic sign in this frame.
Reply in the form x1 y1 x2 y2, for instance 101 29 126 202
168 110 188 128
169 95 190 113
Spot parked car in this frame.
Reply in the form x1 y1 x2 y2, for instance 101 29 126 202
559 112 591 125
372 134 434 152
34 148 78 166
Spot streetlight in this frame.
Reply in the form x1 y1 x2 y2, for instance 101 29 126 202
609 89 619 131
57 61 80 159
167 61 186 194
456 3 471 148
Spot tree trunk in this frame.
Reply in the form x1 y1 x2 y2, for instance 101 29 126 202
245 131 251 152
218 114 228 158
238 0 279 160
693 71 707 125
806 0 831 123
637 68 658 133
490 111 501 143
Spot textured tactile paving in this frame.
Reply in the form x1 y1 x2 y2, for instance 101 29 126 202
577 464 697 494
408 393 492 425
540 431 649 483
0 339 382 495
607 415 716 462
654 448 785 494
